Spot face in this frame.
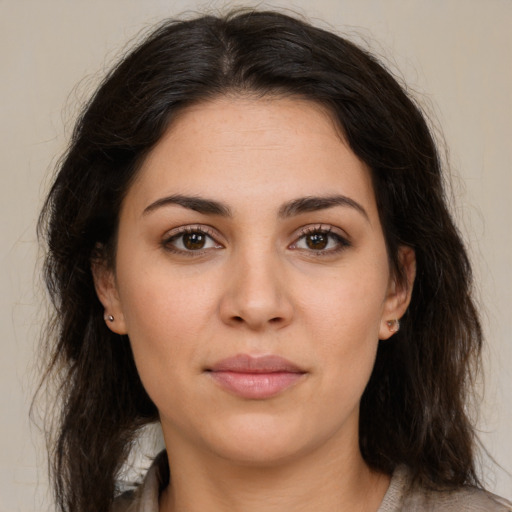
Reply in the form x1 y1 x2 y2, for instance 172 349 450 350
94 97 414 467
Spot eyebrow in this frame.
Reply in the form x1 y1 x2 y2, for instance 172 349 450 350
278 195 369 221
143 194 232 217
143 193 368 221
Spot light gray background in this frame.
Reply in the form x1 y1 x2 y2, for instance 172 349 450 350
1 1 511 510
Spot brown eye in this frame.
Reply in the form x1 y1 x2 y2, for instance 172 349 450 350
182 232 207 250
290 227 351 254
164 228 222 254
305 233 328 250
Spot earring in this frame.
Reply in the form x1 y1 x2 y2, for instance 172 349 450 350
386 319 400 333
104 314 115 323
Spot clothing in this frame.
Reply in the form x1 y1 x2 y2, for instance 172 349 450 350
113 452 512 512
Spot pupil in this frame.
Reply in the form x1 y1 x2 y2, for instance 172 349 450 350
183 232 205 250
306 233 328 250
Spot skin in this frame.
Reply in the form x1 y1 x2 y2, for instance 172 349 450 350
94 96 415 512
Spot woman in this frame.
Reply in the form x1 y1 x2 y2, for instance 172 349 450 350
39 9 511 512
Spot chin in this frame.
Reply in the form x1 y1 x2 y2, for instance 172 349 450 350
196 411 337 468
213 438 306 468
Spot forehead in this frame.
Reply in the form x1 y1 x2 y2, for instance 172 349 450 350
125 96 377 218
155 95 347 160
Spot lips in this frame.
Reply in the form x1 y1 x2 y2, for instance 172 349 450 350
207 354 306 399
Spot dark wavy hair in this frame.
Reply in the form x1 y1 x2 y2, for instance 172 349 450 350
38 9 483 512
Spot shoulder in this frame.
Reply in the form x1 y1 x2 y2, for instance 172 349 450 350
407 487 512 512
379 466 512 512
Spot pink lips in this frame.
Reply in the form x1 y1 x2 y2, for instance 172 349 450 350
207 354 306 399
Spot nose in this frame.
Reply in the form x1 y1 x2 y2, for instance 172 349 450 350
219 249 294 330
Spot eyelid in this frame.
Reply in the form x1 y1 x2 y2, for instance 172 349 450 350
161 224 224 254
289 224 352 253
163 224 217 239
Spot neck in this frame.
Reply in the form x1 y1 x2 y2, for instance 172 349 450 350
159 435 390 512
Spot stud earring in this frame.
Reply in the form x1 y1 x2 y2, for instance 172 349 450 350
104 314 115 323
386 319 400 333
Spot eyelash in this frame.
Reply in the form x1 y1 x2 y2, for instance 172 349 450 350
290 225 351 255
162 225 222 255
161 224 351 256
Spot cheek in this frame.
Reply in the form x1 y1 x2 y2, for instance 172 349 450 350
114 255 227 383
299 261 389 341
297 262 388 387
120 277 209 349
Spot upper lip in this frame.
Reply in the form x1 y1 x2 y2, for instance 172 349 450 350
208 354 305 374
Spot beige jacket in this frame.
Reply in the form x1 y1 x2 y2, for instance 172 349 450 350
113 453 512 512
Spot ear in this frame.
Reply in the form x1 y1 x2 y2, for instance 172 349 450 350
379 246 416 340
91 255 128 335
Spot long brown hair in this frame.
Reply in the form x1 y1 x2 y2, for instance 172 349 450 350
38 10 482 512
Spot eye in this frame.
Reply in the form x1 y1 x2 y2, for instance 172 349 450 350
290 226 350 254
163 227 223 254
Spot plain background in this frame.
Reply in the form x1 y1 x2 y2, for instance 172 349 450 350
1 0 511 510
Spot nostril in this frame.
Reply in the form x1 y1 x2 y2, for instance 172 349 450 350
230 315 283 325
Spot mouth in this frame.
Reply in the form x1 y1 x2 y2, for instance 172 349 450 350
206 354 307 400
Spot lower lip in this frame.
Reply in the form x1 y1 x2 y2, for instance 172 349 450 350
208 371 304 399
